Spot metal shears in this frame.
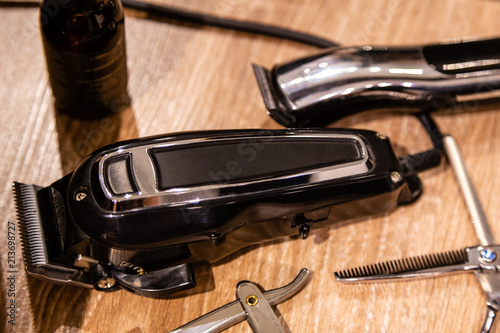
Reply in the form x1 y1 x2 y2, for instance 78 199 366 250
335 135 500 332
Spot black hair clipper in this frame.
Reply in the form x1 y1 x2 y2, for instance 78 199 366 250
13 128 423 298
253 37 500 127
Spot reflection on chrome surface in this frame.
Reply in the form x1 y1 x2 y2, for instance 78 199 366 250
253 37 500 126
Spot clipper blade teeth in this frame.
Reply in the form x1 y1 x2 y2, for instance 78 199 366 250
335 249 468 279
12 182 47 267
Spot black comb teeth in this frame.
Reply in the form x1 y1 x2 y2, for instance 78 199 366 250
335 249 468 279
12 182 47 268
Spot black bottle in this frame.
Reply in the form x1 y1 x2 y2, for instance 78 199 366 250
40 0 130 119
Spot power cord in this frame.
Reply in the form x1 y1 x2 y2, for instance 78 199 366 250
0 0 340 48
398 111 444 176
121 0 340 48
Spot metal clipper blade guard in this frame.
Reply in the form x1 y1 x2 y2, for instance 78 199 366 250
13 128 421 298
253 37 500 127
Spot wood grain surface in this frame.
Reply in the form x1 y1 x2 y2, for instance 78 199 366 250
1 0 500 332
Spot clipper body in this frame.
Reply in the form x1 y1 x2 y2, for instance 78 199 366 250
253 38 500 127
14 128 420 297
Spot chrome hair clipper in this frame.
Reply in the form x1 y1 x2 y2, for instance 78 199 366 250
13 128 424 298
253 37 500 127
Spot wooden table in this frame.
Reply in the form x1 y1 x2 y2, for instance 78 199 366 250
1 0 500 332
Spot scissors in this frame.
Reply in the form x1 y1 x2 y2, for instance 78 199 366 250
335 135 500 332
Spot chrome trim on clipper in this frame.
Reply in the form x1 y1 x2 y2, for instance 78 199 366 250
98 133 371 211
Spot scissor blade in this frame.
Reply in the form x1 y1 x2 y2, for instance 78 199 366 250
443 135 495 246
335 249 473 282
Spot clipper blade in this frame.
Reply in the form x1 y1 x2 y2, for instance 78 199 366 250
335 249 468 281
12 182 47 268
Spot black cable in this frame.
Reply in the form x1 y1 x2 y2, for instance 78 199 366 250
398 112 444 176
2 0 340 48
120 0 339 48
